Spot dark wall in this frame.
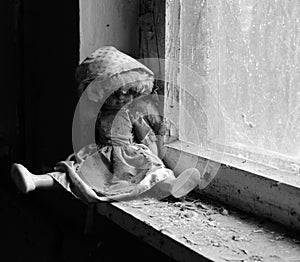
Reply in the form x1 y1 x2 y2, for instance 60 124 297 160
1 1 79 174
0 1 16 160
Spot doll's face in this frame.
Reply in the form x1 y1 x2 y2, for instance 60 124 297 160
104 89 135 107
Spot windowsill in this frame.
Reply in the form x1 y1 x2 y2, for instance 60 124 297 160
86 139 300 262
163 140 300 231
96 194 300 262
94 140 300 261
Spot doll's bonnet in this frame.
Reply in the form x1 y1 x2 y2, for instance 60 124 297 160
75 46 155 103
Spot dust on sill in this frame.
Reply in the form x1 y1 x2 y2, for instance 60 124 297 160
110 192 300 262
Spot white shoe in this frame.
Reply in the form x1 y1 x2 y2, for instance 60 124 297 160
170 168 200 198
11 163 36 193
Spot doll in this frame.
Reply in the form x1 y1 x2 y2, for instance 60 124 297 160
11 46 201 203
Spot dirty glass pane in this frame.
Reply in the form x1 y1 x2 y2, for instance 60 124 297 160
178 0 300 171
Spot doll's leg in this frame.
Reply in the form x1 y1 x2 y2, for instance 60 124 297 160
156 168 201 198
170 168 201 198
11 163 60 193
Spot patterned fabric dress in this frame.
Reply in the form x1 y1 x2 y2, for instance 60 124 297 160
48 46 175 202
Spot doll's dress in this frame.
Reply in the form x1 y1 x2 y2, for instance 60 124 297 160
49 98 175 202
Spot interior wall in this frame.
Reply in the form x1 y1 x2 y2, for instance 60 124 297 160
79 0 140 60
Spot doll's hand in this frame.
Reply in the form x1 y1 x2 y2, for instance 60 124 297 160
55 161 101 203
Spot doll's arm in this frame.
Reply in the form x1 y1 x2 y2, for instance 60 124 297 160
143 113 167 159
131 100 167 158
155 134 165 160
146 139 158 156
132 114 167 158
132 117 159 156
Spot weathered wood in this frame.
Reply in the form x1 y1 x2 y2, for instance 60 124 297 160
164 0 181 142
139 0 166 94
96 195 300 262
97 200 211 262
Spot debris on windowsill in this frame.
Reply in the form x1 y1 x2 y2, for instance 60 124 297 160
103 191 300 262
291 164 300 175
241 113 255 128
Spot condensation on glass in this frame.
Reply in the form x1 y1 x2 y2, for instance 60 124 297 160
168 0 300 172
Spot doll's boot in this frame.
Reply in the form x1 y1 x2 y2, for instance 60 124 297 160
170 168 200 198
11 163 36 193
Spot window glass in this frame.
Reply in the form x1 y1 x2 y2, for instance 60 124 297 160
172 0 300 172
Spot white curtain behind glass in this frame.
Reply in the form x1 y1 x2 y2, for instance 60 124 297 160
179 0 300 165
